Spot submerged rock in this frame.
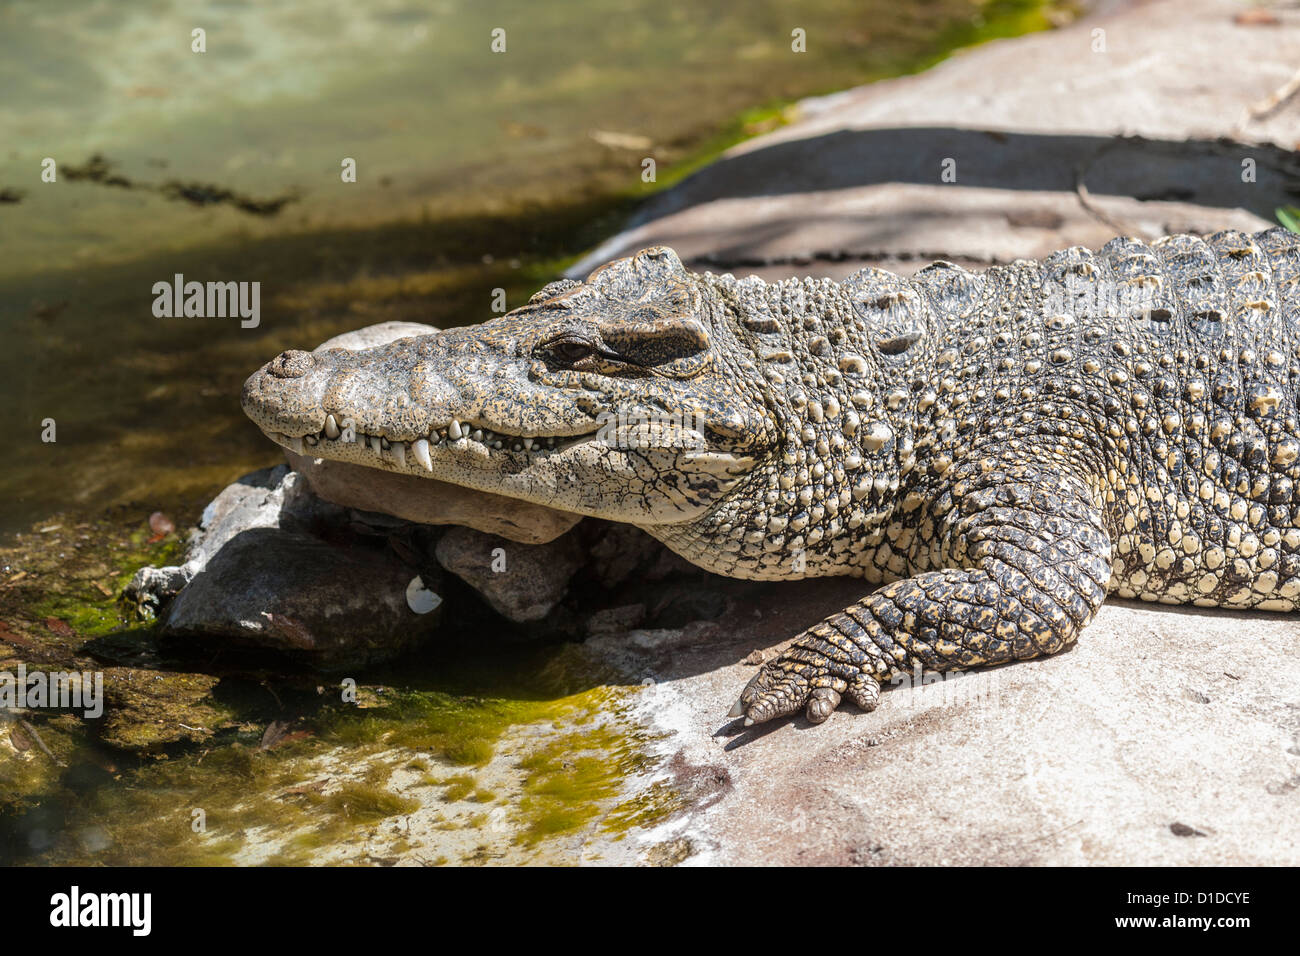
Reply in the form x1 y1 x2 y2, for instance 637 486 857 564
97 668 236 752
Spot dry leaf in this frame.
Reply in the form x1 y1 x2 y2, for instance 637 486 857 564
10 724 33 751
1235 9 1279 26
44 617 75 638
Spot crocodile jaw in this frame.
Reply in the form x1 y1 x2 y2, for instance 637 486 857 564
241 332 761 525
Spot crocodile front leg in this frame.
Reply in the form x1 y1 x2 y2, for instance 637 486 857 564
732 468 1113 725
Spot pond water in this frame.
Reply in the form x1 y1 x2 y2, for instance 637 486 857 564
0 0 1056 864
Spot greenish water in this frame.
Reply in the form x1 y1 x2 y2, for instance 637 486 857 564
0 0 1062 864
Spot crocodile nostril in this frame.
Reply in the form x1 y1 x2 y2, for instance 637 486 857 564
268 349 315 379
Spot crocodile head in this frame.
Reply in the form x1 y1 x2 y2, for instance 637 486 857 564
242 248 779 525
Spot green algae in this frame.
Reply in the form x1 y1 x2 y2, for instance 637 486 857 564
5 516 184 641
509 711 678 847
440 775 477 803
324 782 420 823
3 653 657 865
0 514 660 865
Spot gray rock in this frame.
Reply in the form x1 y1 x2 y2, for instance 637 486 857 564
287 451 581 545
587 584 1300 866
162 526 441 670
584 603 647 638
123 564 190 615
583 523 681 589
434 526 583 623
125 465 314 614
315 321 440 352
127 465 443 669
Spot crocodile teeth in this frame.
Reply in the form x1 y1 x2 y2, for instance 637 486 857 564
472 429 484 442
449 420 463 440
369 435 382 455
412 438 432 471
391 441 406 469
324 414 340 439
523 437 534 450
287 435 305 455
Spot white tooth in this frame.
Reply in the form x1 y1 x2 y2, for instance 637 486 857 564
449 420 463 440
288 435 305 455
523 437 534 450
492 441 502 449
324 415 340 439
412 438 432 471
472 429 483 442
392 441 407 469
370 435 382 455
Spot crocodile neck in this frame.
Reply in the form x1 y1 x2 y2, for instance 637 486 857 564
645 271 924 581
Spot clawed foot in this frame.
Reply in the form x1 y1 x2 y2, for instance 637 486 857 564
728 651 881 727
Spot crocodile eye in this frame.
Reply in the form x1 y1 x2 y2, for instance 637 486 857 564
547 341 595 366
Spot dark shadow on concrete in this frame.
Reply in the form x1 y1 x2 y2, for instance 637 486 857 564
639 127 1300 224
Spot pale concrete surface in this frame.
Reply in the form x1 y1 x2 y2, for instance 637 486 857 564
589 581 1299 865
568 0 1300 865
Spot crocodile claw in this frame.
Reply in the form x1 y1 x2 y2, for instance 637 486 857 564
734 656 881 727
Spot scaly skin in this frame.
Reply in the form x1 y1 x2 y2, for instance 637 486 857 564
243 230 1300 727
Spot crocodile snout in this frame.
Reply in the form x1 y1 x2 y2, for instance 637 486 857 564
267 349 316 379
242 348 333 436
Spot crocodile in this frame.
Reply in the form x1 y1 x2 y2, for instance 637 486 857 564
242 229 1300 727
